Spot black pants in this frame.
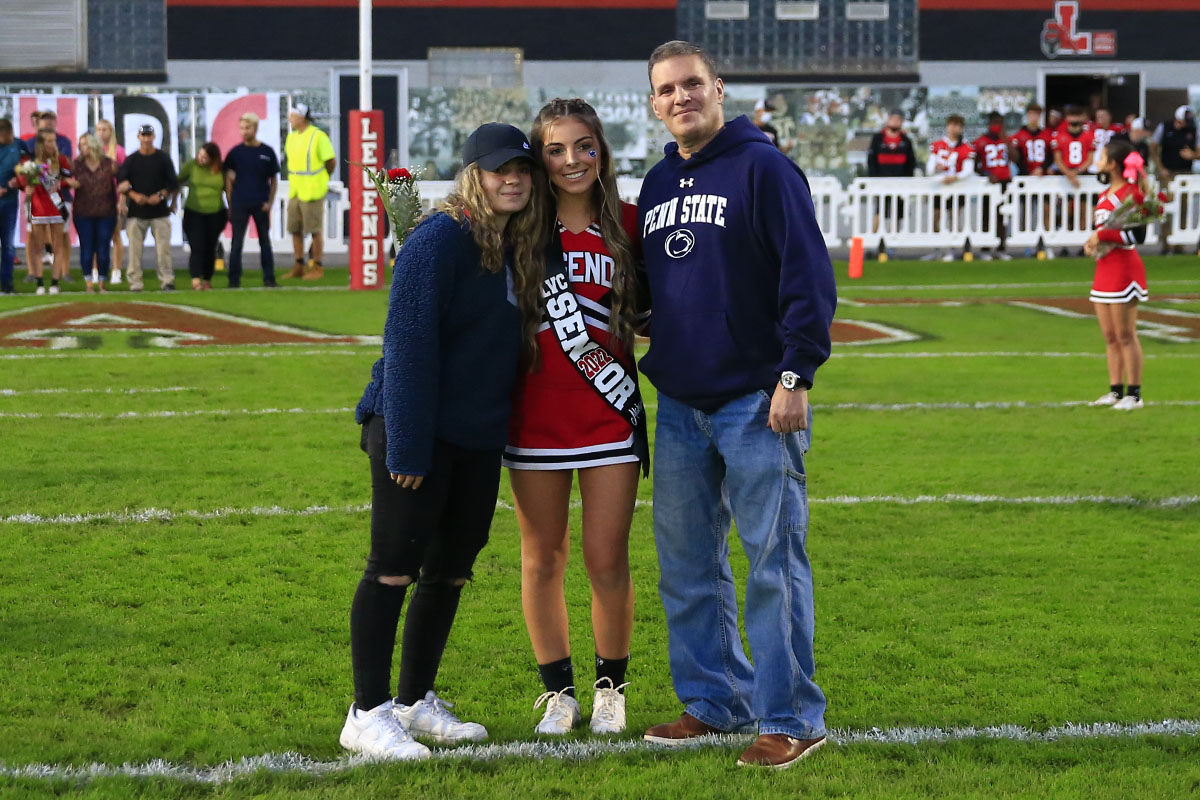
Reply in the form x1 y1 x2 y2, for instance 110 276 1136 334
182 208 227 281
351 415 501 708
228 205 276 286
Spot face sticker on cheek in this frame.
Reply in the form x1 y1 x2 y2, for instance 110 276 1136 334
588 150 597 159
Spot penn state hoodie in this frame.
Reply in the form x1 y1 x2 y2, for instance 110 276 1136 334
637 115 837 412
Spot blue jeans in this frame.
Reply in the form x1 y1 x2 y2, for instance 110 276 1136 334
653 389 826 740
74 215 117 282
0 201 18 292
228 205 275 286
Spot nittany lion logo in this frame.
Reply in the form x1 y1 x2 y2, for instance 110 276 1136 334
664 229 695 259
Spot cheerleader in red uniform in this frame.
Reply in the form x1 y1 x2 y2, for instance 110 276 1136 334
506 99 647 735
1084 139 1150 411
15 130 74 295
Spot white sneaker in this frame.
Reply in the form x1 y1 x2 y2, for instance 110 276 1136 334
35 285 46 295
48 285 60 295
995 252 1013 261
1112 395 1144 411
590 678 629 734
979 251 994 261
339 700 431 761
394 690 488 744
941 251 955 262
111 269 123 285
533 688 581 735
1089 391 1121 407
41 252 52 265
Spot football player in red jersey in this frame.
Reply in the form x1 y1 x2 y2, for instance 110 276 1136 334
1010 103 1051 176
1087 108 1122 171
924 114 973 260
973 112 1013 259
928 113 974 183
1052 105 1095 188
507 98 646 736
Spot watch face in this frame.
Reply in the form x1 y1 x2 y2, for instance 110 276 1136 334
781 373 797 389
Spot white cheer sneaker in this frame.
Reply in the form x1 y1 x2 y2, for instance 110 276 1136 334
1089 391 1121 407
589 678 630 735
339 700 431 761
1112 395 1144 411
533 687 581 735
394 690 488 744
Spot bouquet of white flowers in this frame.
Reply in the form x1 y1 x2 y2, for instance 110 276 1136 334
15 160 42 185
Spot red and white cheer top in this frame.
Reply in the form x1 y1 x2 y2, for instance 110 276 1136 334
504 203 642 471
1090 183 1148 305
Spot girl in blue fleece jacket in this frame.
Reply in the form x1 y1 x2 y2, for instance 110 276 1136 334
341 124 545 760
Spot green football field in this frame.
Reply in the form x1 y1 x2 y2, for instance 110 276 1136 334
2 257 1199 799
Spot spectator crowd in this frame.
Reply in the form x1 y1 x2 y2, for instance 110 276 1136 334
0 107 337 294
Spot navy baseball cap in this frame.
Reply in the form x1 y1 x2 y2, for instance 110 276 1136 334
462 123 533 171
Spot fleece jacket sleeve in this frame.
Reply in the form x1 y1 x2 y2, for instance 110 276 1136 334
753 162 837 389
381 217 455 475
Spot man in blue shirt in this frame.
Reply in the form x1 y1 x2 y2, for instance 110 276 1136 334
0 118 30 294
223 112 280 288
637 41 836 770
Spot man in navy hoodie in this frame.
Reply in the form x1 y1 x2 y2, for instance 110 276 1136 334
638 40 837 770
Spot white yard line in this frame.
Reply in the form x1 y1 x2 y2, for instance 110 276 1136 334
820 400 1200 410
849 279 1200 292
0 407 353 420
7 494 1197 526
0 348 373 361
830 350 1200 359
0 386 196 397
1 719 1195 784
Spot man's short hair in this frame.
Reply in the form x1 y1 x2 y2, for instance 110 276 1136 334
1063 104 1086 118
647 40 718 86
41 109 57 120
240 112 260 125
0 118 12 133
1026 103 1043 114
946 114 964 126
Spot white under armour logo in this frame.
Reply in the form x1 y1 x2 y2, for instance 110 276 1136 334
679 178 694 188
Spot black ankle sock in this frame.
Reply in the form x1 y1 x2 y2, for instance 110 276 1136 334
538 656 575 697
595 654 629 693
350 577 408 711
36 277 44 287
51 279 59 287
1110 384 1124 398
395 579 464 706
1126 384 1141 399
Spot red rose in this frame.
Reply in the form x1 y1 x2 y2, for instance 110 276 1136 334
388 168 412 181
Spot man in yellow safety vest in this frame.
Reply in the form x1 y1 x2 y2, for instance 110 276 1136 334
283 103 336 280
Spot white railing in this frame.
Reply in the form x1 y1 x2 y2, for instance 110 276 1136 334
842 176 1006 250
215 180 349 255
32 175 1194 257
1164 174 1200 250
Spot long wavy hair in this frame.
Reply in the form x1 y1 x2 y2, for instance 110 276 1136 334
439 161 545 363
34 131 61 174
528 98 640 351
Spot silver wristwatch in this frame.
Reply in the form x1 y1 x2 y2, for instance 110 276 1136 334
780 371 802 391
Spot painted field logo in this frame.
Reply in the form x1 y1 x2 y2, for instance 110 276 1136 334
0 302 381 350
831 320 921 346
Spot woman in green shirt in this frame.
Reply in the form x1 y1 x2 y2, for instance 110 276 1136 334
179 142 228 290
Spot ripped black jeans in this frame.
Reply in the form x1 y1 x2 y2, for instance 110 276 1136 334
362 414 500 582
350 415 502 709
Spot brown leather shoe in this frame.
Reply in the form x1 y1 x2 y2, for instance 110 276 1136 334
302 263 324 281
643 712 724 745
285 260 305 279
736 733 826 769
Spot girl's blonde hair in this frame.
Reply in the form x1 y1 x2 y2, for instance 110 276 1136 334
95 119 118 159
528 98 640 350
439 161 545 364
79 132 102 162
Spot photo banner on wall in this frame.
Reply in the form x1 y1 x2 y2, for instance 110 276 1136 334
204 93 282 157
9 94 93 146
